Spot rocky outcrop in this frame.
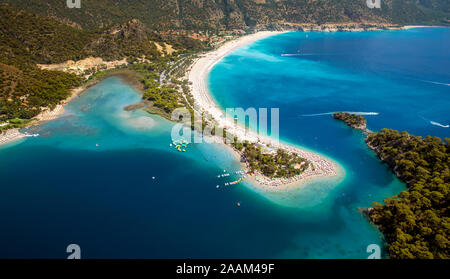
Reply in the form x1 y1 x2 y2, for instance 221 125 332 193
107 19 149 41
333 112 367 130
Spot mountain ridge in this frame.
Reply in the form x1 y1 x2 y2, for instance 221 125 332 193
0 3 202 122
1 0 448 31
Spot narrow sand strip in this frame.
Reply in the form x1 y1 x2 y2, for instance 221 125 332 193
188 31 341 190
402 25 444 29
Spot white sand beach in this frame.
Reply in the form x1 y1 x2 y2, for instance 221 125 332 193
402 25 444 29
0 128 26 146
35 86 84 123
187 31 341 191
2 31 341 191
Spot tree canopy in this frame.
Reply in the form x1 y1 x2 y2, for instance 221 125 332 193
366 129 449 259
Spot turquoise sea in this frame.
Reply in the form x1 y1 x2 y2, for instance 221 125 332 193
0 28 448 258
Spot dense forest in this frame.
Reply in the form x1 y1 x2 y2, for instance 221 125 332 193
0 4 92 66
0 63 82 121
1 0 448 31
365 129 449 259
0 5 85 121
0 3 203 123
333 112 367 130
129 60 193 119
0 4 203 65
232 140 310 178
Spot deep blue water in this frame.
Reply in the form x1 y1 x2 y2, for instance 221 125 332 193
210 28 450 139
0 28 448 259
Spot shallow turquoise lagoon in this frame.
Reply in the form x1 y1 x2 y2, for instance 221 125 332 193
0 28 448 258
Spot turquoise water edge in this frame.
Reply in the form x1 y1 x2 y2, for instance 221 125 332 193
0 28 448 258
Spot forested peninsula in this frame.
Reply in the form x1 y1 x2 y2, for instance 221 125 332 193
335 113 449 259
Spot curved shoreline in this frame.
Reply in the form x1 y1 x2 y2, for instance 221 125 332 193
188 31 342 191
0 70 142 148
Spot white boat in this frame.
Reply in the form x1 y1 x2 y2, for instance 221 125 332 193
24 133 39 138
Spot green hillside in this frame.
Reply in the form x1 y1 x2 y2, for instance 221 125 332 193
0 3 202 123
0 4 85 121
1 0 448 31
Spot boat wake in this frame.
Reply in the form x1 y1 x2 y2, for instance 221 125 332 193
281 53 301 57
430 121 449 128
419 80 450 87
419 115 449 128
300 112 380 117
281 53 332 57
